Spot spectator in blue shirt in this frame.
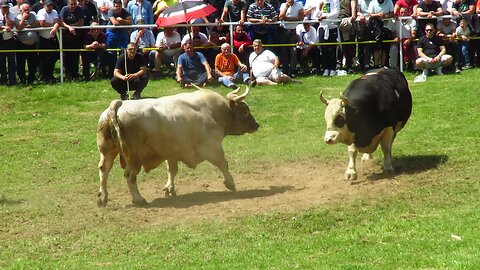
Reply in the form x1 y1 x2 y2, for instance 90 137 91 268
176 42 213 88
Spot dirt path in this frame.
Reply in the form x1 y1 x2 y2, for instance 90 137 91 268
99 159 403 226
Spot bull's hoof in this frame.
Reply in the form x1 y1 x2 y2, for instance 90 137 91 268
132 197 148 206
97 193 108 207
344 170 358 181
224 181 236 191
383 166 395 177
163 186 177 197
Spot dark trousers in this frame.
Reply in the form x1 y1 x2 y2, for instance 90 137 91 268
298 46 320 70
16 41 38 83
111 75 148 95
318 27 338 70
278 28 298 74
62 30 83 79
39 36 59 81
81 49 108 79
0 38 16 84
340 32 356 69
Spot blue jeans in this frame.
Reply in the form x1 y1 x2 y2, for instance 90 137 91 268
218 72 250 87
177 71 208 85
458 41 470 66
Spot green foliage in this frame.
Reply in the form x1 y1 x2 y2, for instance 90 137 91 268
1 70 480 269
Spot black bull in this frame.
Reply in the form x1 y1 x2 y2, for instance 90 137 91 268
320 68 412 180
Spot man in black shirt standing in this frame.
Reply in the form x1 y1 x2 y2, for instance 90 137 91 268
111 42 148 100
415 23 453 77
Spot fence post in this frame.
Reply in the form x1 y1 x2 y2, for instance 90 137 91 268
229 24 234 53
59 29 64 83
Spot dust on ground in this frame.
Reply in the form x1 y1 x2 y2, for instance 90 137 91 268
98 158 408 227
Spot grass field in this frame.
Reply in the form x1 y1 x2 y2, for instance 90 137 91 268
1 70 480 269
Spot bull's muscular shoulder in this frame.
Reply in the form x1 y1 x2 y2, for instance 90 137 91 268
344 69 412 147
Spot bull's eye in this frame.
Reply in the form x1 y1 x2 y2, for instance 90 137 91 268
334 115 345 128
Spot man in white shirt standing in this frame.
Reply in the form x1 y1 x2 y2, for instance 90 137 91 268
37 0 60 83
278 0 304 77
94 0 112 25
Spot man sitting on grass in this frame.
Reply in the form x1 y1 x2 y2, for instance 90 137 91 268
176 42 213 88
248 39 293 85
215 43 256 90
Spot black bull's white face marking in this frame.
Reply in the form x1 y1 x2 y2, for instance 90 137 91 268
322 97 354 146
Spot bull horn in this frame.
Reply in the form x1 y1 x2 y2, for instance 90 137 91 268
234 86 250 102
319 91 329 105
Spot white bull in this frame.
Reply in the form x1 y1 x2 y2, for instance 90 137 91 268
96 87 259 206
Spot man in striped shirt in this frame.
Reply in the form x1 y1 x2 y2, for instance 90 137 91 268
246 0 277 43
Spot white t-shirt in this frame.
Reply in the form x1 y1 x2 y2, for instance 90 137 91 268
36 8 59 39
94 0 113 21
367 0 394 29
296 23 317 48
318 0 340 29
437 20 457 35
279 2 304 30
391 17 416 39
249 49 277 78
304 0 321 19
0 11 16 40
181 32 208 45
155 30 181 47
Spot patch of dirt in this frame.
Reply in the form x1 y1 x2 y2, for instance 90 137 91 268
100 158 405 226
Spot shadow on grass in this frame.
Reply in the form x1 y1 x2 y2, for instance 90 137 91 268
366 154 448 181
0 195 23 206
143 185 294 209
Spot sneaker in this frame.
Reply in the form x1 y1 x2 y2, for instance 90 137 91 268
463 64 471 70
133 91 141 100
329 70 337 76
120 93 128 100
310 68 318 75
229 83 239 90
455 67 462 73
435 67 444 75
248 79 257 87
422 69 429 77
323 69 330 76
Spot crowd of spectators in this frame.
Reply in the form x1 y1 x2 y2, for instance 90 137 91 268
1 0 480 86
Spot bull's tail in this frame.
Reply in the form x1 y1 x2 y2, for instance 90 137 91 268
108 100 127 168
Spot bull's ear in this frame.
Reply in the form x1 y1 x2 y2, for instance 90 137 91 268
319 91 329 105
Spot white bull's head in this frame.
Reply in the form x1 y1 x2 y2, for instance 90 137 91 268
319 92 354 145
227 86 260 135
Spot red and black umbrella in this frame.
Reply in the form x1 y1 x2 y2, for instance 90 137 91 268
155 0 217 27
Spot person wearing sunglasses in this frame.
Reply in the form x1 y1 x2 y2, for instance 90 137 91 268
415 23 453 77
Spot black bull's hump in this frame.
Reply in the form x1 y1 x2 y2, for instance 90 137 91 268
343 68 412 148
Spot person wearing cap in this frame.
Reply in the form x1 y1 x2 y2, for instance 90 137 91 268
37 0 60 83
32 0 58 13
15 3 39 84
59 0 85 80
0 0 17 85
